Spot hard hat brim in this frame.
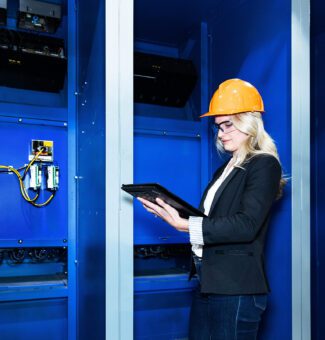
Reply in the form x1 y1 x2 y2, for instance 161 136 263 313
200 110 265 118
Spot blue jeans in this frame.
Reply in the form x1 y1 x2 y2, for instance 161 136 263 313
190 256 267 340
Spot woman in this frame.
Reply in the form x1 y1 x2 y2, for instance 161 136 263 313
138 78 285 339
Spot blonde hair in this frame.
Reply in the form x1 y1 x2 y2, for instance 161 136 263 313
216 111 286 198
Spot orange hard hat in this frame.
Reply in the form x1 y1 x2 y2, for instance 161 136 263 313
200 78 264 117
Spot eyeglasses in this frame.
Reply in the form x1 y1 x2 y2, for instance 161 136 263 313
211 120 236 135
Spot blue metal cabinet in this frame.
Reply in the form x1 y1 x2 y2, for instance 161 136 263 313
133 1 292 339
134 275 198 340
0 0 107 338
0 299 68 340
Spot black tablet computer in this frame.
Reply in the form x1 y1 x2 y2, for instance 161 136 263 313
121 183 206 219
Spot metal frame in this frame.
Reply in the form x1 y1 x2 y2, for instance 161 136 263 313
105 0 134 338
67 0 77 338
292 0 311 339
103 0 312 338
200 21 210 192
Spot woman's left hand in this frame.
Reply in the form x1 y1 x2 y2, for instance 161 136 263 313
137 197 189 232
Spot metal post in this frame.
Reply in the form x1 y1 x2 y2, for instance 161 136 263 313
292 0 311 339
105 0 134 338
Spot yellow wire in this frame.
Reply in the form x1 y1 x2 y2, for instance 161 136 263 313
23 148 44 178
30 193 55 207
0 148 54 206
0 165 29 201
7 166 34 202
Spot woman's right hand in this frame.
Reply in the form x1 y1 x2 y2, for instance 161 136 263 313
137 197 189 232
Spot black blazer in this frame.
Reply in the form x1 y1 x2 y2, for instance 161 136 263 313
190 154 281 295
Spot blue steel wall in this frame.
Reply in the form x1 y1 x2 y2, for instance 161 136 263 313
0 114 69 340
0 120 67 244
208 1 292 339
133 24 207 337
134 118 203 245
0 0 70 337
76 0 106 339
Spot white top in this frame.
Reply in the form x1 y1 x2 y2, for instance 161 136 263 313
189 158 237 257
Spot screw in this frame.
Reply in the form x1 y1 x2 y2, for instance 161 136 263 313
18 239 23 244
63 239 67 243
18 118 23 122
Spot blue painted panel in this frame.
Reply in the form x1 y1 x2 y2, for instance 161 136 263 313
208 1 292 339
134 0 222 47
134 290 193 340
134 273 198 292
134 122 201 244
0 103 67 122
134 275 198 340
0 289 68 302
0 298 67 340
76 0 105 339
0 119 68 244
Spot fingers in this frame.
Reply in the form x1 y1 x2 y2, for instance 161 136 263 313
137 197 160 210
137 197 161 218
137 197 176 224
142 205 156 214
156 198 179 218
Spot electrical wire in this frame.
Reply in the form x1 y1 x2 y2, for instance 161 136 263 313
22 148 44 179
0 148 55 207
0 165 27 173
30 191 55 208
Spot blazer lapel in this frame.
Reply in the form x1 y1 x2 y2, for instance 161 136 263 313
199 160 230 212
208 167 240 216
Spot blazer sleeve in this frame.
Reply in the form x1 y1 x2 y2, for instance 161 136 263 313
202 155 282 245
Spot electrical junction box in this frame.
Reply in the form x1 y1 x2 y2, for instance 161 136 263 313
29 140 53 162
47 165 59 190
29 164 42 190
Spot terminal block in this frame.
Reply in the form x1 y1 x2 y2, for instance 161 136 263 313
29 164 42 190
47 165 59 190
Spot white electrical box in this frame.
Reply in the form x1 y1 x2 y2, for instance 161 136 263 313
29 140 54 162
47 165 59 190
29 164 42 190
